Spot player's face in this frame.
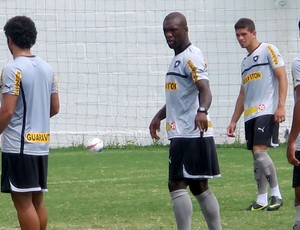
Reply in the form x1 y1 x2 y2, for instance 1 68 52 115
235 28 256 49
163 18 187 51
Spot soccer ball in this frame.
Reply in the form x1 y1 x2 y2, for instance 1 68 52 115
86 137 104 153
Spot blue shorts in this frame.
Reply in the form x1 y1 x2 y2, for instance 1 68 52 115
1 152 48 193
168 137 221 180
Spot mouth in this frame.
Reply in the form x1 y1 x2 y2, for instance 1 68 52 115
167 40 175 46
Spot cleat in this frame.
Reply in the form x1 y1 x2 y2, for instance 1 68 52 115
244 201 267 211
293 224 300 230
266 196 283 211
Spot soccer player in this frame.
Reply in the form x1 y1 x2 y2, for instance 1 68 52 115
287 20 300 230
149 12 222 230
0 16 59 230
227 18 287 211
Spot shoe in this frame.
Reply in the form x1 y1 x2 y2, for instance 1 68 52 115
266 196 283 211
244 201 267 211
293 224 300 230
270 142 279 148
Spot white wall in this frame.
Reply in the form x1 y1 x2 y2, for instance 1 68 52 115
0 0 297 147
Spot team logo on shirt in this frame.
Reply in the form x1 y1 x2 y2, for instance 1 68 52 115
174 60 180 68
26 132 50 143
258 104 265 111
166 122 176 131
253 55 259 62
267 45 279 65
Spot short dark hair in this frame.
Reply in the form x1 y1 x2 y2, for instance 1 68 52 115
298 20 300 29
234 18 256 32
4 15 37 49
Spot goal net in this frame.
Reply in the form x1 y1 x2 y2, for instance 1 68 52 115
0 0 297 147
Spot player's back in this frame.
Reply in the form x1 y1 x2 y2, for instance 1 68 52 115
1 56 54 155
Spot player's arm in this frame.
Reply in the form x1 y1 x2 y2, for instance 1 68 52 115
227 85 244 137
0 93 17 134
194 79 211 133
287 84 300 166
149 105 166 140
50 74 60 117
273 66 288 123
50 92 59 117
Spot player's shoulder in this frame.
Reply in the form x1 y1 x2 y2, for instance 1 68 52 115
183 44 205 63
262 42 280 54
292 55 300 69
187 44 203 55
292 55 300 63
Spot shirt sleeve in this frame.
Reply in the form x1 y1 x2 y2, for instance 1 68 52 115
51 74 59 94
267 44 285 69
2 64 22 96
186 54 208 83
292 56 300 89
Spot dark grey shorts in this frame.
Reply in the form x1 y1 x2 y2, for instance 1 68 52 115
293 151 300 188
245 114 275 150
1 152 48 193
168 137 221 180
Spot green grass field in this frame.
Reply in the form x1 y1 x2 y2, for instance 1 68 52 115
0 144 295 230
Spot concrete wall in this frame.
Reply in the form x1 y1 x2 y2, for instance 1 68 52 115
0 0 297 147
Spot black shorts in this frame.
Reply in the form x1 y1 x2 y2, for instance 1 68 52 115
245 114 275 150
169 137 221 180
293 151 300 188
1 152 48 193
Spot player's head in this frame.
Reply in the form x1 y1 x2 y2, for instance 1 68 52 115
163 12 189 54
234 18 256 32
298 20 300 36
4 15 37 49
234 18 257 50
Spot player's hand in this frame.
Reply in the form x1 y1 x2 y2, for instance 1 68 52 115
227 122 236 137
194 112 208 137
287 142 300 166
274 106 286 123
149 117 161 140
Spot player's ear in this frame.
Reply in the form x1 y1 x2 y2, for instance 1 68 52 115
298 20 300 37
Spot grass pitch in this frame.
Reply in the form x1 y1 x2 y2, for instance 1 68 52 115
0 144 295 229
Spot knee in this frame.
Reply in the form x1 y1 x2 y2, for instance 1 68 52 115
168 180 187 192
189 180 208 196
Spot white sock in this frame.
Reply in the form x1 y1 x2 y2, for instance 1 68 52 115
270 185 282 199
256 193 268 206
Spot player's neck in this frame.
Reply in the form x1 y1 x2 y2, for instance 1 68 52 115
246 41 261 54
13 48 33 59
174 41 191 55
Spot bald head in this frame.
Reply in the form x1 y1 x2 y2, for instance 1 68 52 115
163 12 190 55
164 12 187 28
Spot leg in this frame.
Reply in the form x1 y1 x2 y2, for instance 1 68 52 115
190 180 222 230
253 146 282 210
169 180 192 230
252 148 269 206
293 154 300 229
32 192 48 230
295 186 300 224
11 192 40 230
